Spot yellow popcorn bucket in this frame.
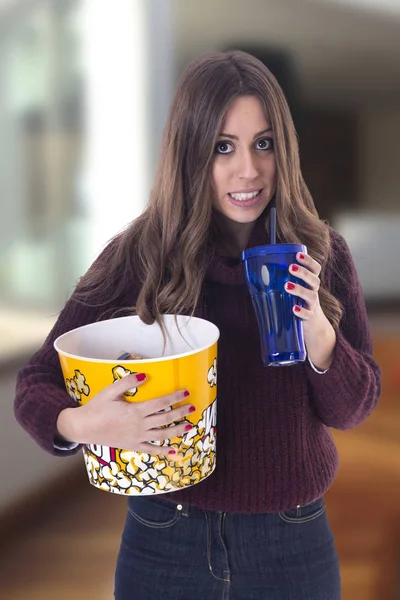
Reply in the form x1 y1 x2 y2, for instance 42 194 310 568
54 315 219 496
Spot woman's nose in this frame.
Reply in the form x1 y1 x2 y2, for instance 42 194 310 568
237 151 259 180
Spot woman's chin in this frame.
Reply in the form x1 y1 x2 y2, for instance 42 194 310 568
219 197 271 224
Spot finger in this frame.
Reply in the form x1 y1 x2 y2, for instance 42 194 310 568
293 304 314 320
134 442 181 458
289 264 320 291
140 389 190 417
147 421 195 443
107 372 147 399
146 402 196 429
296 252 322 277
285 282 318 305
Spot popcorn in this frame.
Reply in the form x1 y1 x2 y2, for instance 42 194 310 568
66 369 90 403
207 359 217 387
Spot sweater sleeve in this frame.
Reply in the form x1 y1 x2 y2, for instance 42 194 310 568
14 238 127 457
304 229 381 429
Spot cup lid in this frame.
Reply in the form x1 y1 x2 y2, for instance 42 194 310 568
242 243 307 261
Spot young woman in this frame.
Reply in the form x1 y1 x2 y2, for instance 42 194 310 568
15 50 381 600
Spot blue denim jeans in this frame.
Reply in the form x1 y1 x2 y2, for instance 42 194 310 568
114 495 341 600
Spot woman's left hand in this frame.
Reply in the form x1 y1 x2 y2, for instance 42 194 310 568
285 252 323 321
285 252 337 370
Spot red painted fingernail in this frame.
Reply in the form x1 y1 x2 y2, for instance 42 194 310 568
299 253 305 260
291 265 299 272
185 424 193 431
286 282 295 290
135 373 146 382
184 390 190 397
294 305 302 312
189 406 196 413
168 449 176 455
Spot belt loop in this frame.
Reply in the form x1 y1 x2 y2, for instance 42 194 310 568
181 503 190 517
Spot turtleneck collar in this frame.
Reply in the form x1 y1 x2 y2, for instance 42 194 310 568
206 214 269 286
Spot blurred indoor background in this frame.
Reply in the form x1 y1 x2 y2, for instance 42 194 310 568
0 0 399 598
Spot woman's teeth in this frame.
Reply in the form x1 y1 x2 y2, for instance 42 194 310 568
229 190 261 201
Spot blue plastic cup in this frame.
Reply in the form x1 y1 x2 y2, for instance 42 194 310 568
242 243 307 367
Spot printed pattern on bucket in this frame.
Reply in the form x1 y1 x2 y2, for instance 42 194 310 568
64 360 217 495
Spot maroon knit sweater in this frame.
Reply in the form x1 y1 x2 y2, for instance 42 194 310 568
14 220 381 513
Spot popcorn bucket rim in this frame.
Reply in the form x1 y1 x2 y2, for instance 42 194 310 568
54 314 220 364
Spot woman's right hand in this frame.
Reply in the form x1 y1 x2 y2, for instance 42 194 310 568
56 373 195 457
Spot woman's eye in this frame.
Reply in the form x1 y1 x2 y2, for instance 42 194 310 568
215 142 233 154
256 138 274 151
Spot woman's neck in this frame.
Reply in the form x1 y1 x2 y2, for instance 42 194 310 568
213 211 256 258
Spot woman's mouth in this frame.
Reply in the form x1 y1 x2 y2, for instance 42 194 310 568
228 189 263 207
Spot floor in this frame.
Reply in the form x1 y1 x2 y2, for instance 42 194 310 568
0 479 126 600
1 332 399 600
1 427 399 600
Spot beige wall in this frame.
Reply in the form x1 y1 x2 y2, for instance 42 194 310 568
359 104 400 211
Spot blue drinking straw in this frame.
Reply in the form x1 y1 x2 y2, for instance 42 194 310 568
270 202 277 245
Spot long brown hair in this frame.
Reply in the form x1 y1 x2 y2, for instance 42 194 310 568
77 50 343 328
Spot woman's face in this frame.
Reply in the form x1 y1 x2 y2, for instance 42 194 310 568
211 95 277 224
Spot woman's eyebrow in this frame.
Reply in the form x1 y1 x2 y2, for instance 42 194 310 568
217 127 273 140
